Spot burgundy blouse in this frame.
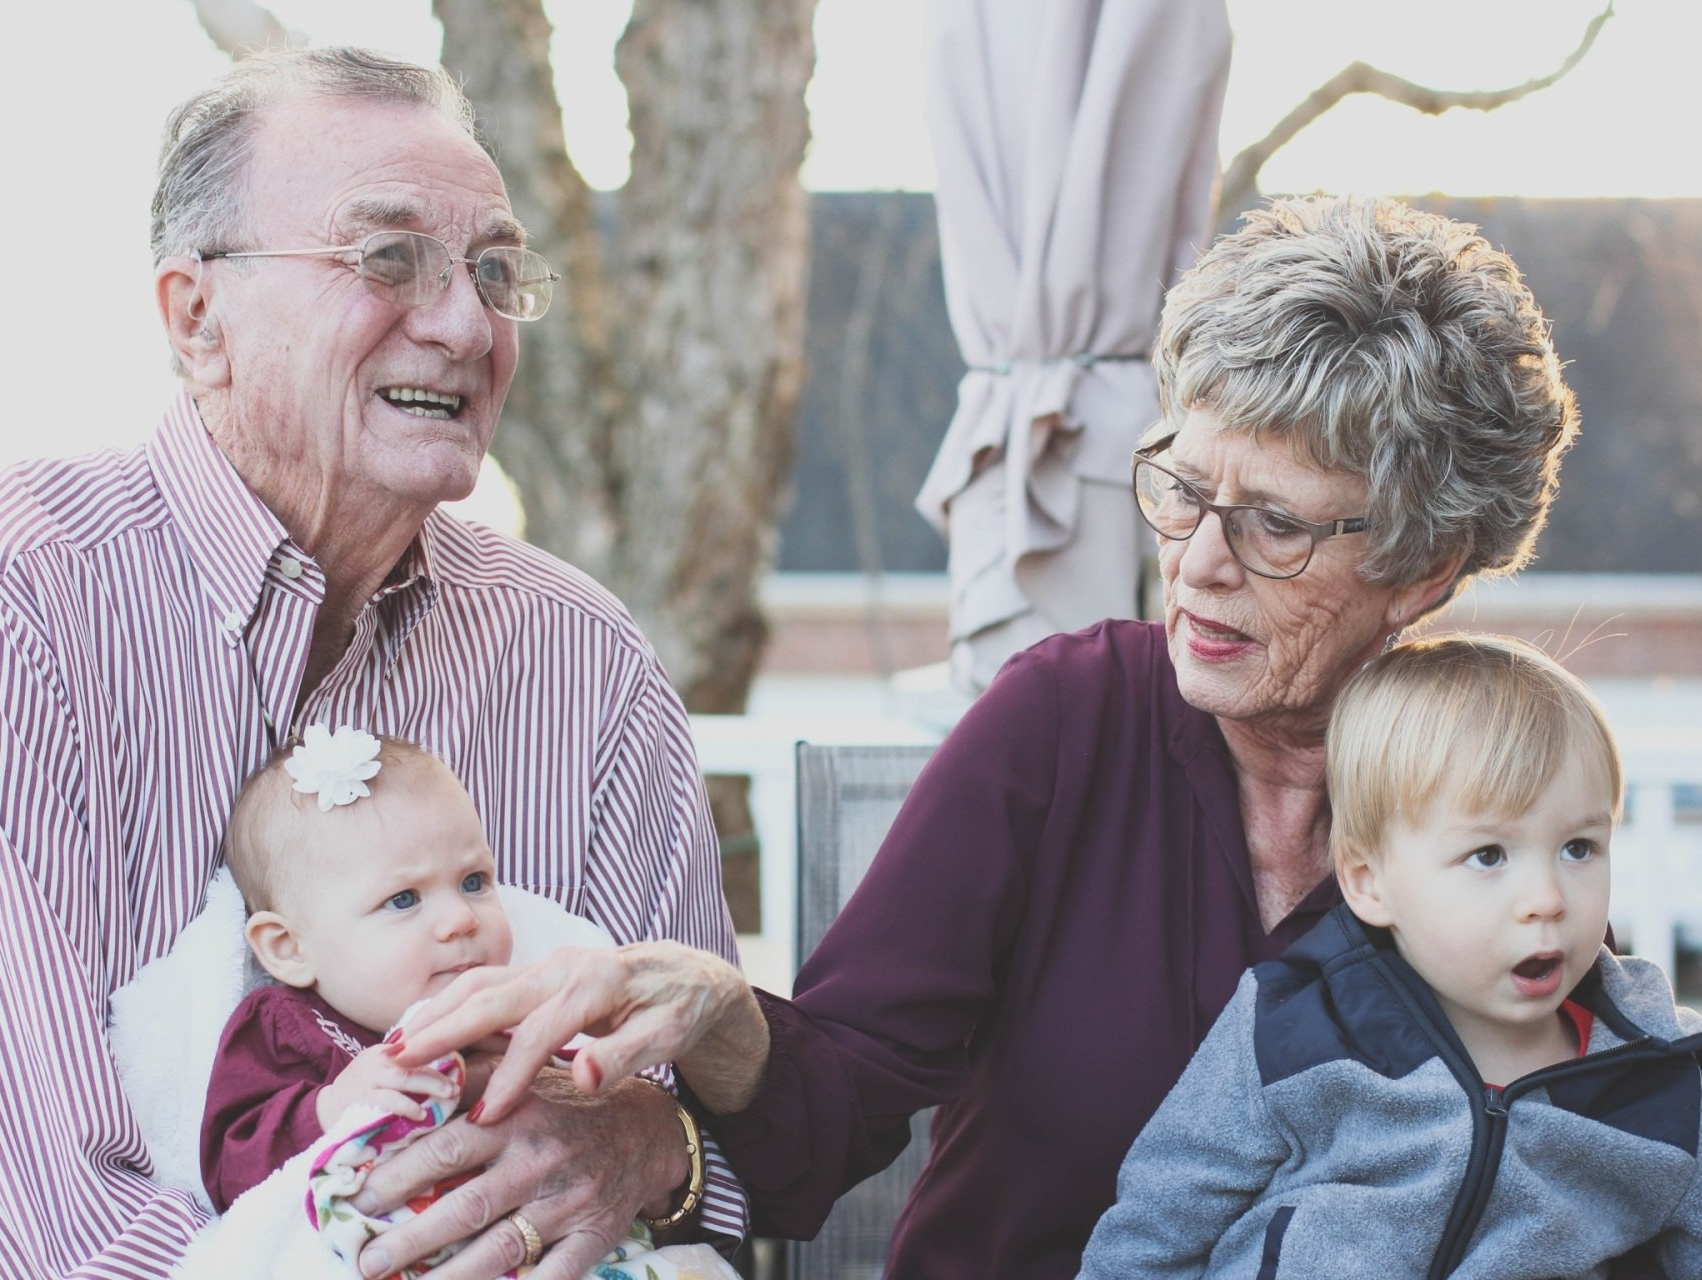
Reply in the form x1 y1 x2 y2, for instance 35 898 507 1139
707 620 1341 1279
200 985 379 1213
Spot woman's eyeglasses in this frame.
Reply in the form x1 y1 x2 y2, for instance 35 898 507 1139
1131 433 1367 580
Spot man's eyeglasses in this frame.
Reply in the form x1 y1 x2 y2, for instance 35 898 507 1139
198 230 560 321
1131 432 1367 580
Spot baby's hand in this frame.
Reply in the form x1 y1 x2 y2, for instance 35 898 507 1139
315 1043 460 1132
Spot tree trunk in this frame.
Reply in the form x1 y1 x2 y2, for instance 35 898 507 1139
611 0 815 712
437 0 816 715
435 0 627 578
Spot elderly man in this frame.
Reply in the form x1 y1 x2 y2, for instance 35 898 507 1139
0 47 742 1279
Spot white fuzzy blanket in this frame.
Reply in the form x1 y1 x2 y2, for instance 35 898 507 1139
109 869 736 1280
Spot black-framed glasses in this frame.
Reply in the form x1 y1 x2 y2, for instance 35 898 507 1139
1131 432 1367 580
198 230 560 321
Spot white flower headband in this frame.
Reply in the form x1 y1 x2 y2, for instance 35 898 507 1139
285 724 383 812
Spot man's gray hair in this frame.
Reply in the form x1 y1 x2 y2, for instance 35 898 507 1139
1154 195 1578 601
150 46 481 264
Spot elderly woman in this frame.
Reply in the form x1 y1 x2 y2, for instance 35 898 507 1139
375 196 1578 1279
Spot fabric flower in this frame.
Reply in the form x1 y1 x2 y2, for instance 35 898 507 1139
285 724 382 811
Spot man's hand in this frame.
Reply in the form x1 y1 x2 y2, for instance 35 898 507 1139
316 1043 461 1131
351 1070 687 1280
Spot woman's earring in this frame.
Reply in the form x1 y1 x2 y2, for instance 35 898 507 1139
1382 629 1401 654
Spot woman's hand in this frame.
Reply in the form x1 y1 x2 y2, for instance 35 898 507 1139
390 941 771 1121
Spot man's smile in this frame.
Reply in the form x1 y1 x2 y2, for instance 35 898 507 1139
379 386 463 419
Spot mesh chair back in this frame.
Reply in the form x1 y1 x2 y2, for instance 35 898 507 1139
785 743 936 1280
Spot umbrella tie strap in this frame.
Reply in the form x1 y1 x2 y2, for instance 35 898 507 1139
967 352 1145 376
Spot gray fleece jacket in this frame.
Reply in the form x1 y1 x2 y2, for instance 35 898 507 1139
1078 905 1702 1279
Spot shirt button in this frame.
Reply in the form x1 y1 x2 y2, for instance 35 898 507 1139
278 556 304 579
221 610 246 634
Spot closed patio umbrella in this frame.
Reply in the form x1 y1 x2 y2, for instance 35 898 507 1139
917 0 1231 691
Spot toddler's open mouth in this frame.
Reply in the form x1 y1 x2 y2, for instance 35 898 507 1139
1511 951 1565 997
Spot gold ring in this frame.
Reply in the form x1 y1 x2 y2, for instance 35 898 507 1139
506 1209 545 1268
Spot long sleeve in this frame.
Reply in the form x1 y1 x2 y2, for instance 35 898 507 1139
198 990 352 1215
707 641 1064 1237
586 653 734 963
0 406 763 1268
585 652 748 1241
1078 972 1288 1278
685 623 1332 1278
0 604 207 1278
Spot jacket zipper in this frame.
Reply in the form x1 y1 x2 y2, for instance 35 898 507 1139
1429 1034 1691 1274
1336 915 1702 1274
1430 1084 1509 1277
1370 952 1701 1277
1356 961 1502 1280
1422 1022 1499 1279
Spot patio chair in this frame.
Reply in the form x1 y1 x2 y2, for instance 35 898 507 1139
782 742 936 1280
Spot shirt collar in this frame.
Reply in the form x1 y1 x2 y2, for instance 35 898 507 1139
145 388 442 646
380 515 438 600
146 388 297 644
372 520 441 669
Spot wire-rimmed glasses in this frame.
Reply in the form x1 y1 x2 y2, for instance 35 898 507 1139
198 230 560 321
1131 432 1367 580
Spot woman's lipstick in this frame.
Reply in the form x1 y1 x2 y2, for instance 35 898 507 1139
1182 610 1254 661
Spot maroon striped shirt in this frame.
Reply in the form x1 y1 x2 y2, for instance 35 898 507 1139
0 390 746 1276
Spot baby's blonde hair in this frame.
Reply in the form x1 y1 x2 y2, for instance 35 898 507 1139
222 734 440 913
1327 635 1622 873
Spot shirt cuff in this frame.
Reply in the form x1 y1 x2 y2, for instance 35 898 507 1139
642 1063 750 1247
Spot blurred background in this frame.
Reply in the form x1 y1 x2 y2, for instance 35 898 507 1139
4 1 1697 657
5 0 1697 986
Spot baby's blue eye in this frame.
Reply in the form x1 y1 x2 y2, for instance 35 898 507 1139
386 889 420 910
461 872 488 894
1464 845 1506 870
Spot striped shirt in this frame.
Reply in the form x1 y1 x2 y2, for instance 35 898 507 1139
0 389 746 1277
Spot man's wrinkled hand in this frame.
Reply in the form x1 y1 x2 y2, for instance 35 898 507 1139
350 1071 686 1280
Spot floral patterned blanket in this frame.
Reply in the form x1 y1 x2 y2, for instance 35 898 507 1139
307 1051 732 1280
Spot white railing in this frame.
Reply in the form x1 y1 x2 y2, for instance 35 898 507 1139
695 715 1702 991
1612 729 1702 982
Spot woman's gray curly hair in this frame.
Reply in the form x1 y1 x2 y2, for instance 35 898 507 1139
1153 195 1578 603
150 46 481 266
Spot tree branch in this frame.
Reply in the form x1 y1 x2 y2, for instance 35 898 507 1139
1219 0 1615 220
189 0 298 56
